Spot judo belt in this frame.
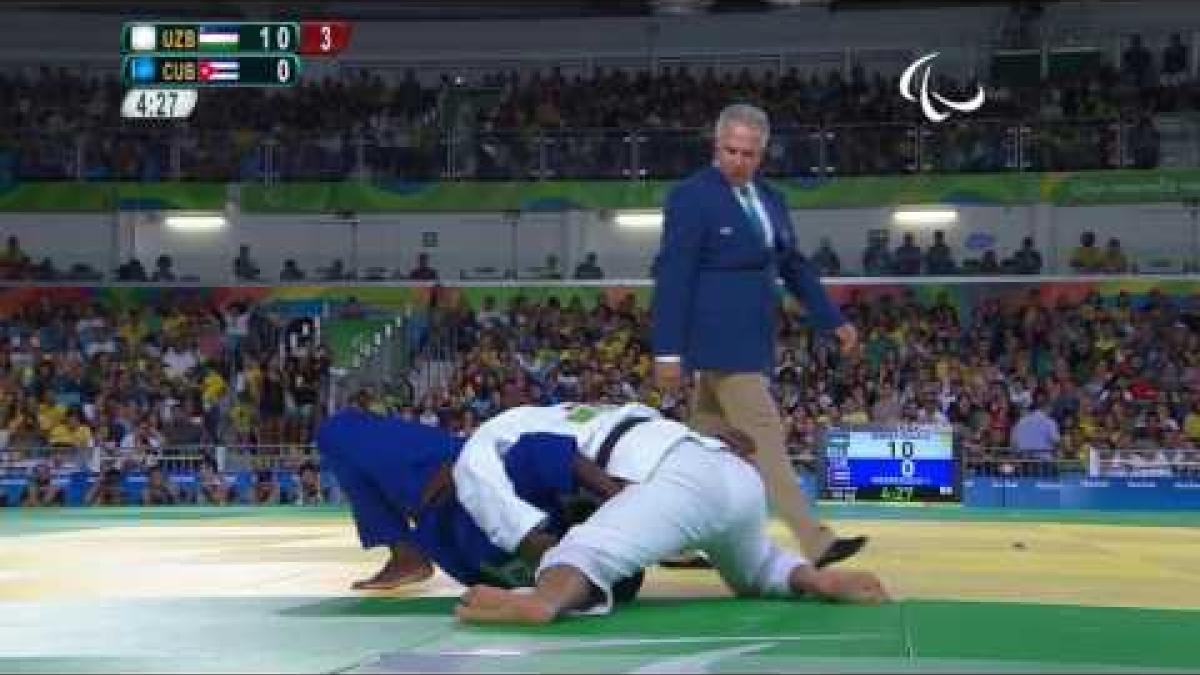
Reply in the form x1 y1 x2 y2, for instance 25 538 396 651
595 416 652 470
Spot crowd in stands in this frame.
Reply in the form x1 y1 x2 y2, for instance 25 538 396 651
370 286 1200 480
813 232 1047 277
817 231 1121 277
6 279 1200 507
0 229 1144 286
1 28 1194 180
0 294 332 506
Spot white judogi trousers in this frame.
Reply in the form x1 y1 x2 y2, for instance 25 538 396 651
537 438 808 614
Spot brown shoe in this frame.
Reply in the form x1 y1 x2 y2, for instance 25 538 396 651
815 536 869 569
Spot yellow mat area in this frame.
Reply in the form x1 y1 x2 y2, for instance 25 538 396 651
3 515 1198 610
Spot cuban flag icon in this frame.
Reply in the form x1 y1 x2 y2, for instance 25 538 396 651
198 60 240 83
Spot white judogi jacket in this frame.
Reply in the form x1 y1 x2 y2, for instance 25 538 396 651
452 402 725 553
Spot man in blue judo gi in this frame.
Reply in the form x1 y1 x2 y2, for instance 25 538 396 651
316 403 637 594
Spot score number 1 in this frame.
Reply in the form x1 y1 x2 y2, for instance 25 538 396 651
888 440 917 478
259 25 293 51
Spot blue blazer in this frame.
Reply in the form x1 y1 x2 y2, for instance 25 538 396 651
651 166 846 372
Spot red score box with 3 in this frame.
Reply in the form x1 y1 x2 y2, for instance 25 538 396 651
299 21 351 56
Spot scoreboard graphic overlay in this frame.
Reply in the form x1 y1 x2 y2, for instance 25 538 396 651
821 424 960 503
119 20 351 118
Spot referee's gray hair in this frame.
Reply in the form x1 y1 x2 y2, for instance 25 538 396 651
715 103 770 148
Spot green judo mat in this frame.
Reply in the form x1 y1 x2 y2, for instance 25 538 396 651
1 506 1198 673
2 596 1197 673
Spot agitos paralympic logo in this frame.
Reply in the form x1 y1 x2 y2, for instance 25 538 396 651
899 52 985 123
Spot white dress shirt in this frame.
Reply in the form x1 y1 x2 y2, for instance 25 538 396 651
733 182 775 249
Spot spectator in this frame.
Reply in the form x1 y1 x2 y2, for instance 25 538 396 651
292 461 327 505
151 254 176 282
892 233 923 276
233 245 261 281
31 258 58 281
1101 238 1129 274
47 407 94 465
162 339 199 381
1012 237 1044 275
279 259 306 281
810 238 842 277
573 252 605 280
1121 34 1154 88
86 466 125 506
142 465 179 505
1183 398 1200 443
861 236 893 276
924 230 957 275
409 252 438 281
1069 231 1104 274
259 364 288 447
1011 393 1061 463
2 60 1198 183
20 463 65 506
0 236 29 280
1162 33 1189 85
535 254 563 280
121 416 165 468
319 258 348 281
252 469 281 505
116 257 148 282
197 460 233 505
162 400 210 451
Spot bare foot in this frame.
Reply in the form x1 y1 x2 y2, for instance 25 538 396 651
352 558 435 590
455 585 556 625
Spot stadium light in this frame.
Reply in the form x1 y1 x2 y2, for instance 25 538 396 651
892 208 958 226
614 210 664 230
163 213 227 231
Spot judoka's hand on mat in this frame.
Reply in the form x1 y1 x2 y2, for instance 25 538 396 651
795 566 890 605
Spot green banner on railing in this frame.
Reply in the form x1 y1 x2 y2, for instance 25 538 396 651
237 175 1042 211
0 182 226 211
234 170 1200 210
2 169 1200 212
238 180 672 213
1039 169 1200 205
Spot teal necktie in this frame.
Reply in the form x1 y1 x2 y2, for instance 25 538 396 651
736 185 773 249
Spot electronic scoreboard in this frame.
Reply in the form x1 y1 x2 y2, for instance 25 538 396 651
119 20 352 119
821 424 960 503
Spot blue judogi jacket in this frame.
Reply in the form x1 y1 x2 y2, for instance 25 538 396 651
316 408 577 586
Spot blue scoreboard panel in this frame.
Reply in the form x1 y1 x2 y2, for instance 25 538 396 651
821 425 960 503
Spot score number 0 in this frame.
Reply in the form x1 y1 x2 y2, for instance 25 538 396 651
256 26 297 84
888 440 917 478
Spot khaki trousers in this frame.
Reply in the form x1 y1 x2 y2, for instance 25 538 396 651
689 370 834 560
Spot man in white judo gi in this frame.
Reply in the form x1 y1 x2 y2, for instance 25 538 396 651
451 402 889 623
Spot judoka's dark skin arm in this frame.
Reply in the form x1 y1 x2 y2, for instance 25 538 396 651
515 453 628 565
360 443 712 587
416 454 629 566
